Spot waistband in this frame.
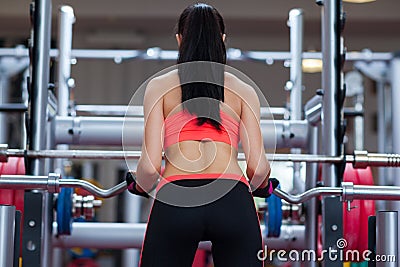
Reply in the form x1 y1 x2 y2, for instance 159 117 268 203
155 173 250 192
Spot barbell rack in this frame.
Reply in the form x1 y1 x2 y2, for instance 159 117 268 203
2 147 400 168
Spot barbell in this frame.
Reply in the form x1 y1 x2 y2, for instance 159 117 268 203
1 173 400 203
1 145 400 168
0 173 126 198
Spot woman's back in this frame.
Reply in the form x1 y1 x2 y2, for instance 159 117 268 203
132 4 274 266
160 70 244 178
135 2 270 193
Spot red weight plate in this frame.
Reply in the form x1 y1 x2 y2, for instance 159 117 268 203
357 167 374 186
0 157 25 258
16 157 25 174
0 158 19 205
14 190 24 212
14 157 25 211
0 163 8 204
0 158 25 206
2 157 19 174
357 167 375 253
343 163 361 252
318 215 322 257
358 199 375 253
0 189 14 205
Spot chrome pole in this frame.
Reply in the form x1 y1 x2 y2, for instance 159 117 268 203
54 5 75 179
0 205 16 267
320 1 344 265
390 55 400 262
26 0 53 265
376 81 388 211
288 8 305 194
305 125 319 267
29 0 51 176
376 211 398 267
56 5 74 118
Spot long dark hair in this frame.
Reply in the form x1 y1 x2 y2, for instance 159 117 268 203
176 3 226 130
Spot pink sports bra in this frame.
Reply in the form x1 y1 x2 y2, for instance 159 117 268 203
163 110 240 150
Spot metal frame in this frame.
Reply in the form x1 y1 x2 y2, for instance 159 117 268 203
74 105 288 118
54 116 309 149
56 5 74 118
52 222 306 251
390 52 400 264
288 8 305 195
0 57 30 143
353 83 365 150
23 0 53 266
320 1 343 266
288 8 304 123
376 211 398 267
305 124 319 267
0 205 16 267
354 59 392 216
54 6 75 197
0 47 393 62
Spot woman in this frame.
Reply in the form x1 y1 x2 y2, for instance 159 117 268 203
126 3 278 266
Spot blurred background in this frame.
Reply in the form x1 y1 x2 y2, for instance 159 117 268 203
2 0 399 151
0 1 399 266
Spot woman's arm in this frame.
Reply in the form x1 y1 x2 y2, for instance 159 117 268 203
136 79 164 192
239 84 271 190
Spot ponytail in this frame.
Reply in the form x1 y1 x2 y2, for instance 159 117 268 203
177 3 226 130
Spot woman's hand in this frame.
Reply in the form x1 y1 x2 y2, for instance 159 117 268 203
126 171 150 198
251 178 280 198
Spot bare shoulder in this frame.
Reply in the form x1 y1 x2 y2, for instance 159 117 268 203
145 69 179 97
224 72 258 102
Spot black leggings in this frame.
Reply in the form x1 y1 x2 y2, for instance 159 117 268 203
140 179 263 267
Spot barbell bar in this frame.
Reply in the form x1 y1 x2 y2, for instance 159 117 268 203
2 173 400 203
1 145 400 168
0 47 393 62
0 173 127 198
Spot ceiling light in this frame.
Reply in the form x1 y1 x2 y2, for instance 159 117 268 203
302 59 323 73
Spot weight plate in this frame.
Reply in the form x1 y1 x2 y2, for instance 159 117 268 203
57 187 73 235
343 164 362 251
266 185 282 237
